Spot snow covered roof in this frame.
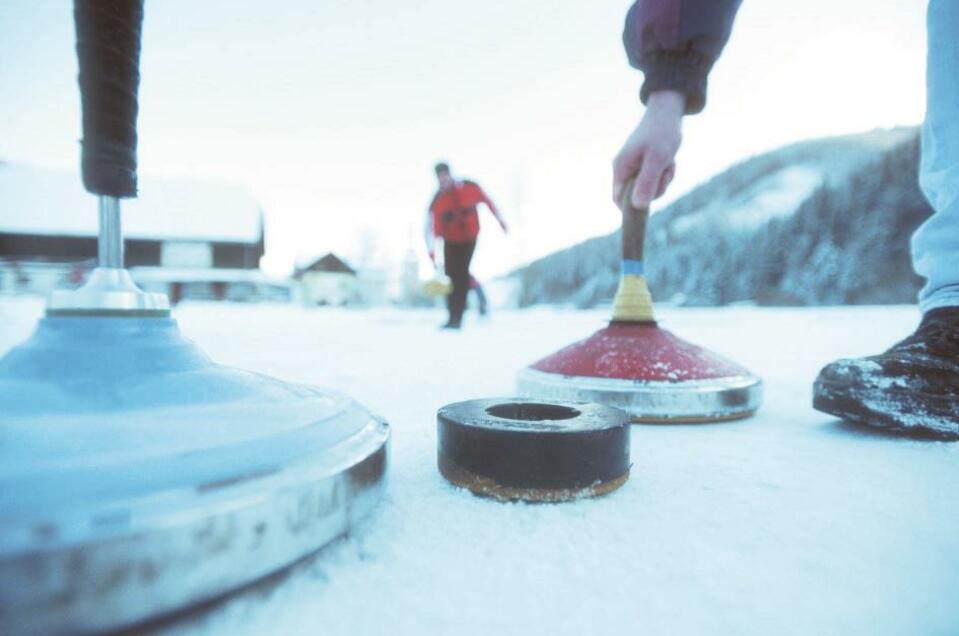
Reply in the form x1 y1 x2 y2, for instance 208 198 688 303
297 253 356 277
0 162 263 243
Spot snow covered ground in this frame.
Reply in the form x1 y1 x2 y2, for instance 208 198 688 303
1 298 957 636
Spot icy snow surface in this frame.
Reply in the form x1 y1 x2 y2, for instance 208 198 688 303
1 298 957 635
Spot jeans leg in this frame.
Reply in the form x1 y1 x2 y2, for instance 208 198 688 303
913 0 959 313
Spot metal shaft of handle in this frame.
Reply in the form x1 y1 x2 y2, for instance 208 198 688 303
98 195 123 268
47 193 169 315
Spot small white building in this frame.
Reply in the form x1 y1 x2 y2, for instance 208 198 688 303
296 253 358 306
295 253 389 307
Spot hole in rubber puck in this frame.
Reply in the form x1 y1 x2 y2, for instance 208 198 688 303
485 402 581 421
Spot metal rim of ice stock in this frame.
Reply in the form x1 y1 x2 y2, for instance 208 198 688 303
516 367 763 423
0 412 389 636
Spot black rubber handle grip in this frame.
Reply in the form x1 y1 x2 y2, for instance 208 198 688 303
619 178 649 262
74 0 144 198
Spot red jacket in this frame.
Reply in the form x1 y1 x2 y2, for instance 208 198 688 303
428 180 497 244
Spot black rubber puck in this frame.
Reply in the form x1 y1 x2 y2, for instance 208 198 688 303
437 399 631 502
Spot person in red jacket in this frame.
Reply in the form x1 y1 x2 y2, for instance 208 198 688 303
425 162 507 329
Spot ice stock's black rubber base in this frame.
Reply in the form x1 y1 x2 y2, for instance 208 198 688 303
436 399 631 502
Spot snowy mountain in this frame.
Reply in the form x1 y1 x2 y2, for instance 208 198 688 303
512 128 932 307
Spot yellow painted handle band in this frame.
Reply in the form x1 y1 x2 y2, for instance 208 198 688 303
611 274 654 322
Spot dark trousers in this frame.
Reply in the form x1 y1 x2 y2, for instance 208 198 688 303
444 240 476 326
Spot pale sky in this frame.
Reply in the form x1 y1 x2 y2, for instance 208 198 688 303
0 1 926 278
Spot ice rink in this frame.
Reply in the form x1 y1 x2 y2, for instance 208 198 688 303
1 298 956 635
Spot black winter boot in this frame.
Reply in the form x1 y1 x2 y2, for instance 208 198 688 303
813 307 959 438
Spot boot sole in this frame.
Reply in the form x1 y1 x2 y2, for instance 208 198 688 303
814 379 959 439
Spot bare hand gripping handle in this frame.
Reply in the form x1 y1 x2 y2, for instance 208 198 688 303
74 0 144 198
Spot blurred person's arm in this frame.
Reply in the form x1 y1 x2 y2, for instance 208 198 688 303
614 0 741 208
476 184 508 233
424 208 437 263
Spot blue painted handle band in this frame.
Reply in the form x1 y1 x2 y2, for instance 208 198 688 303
622 259 644 275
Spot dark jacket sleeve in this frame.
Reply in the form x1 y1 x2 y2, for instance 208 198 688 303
623 0 741 115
